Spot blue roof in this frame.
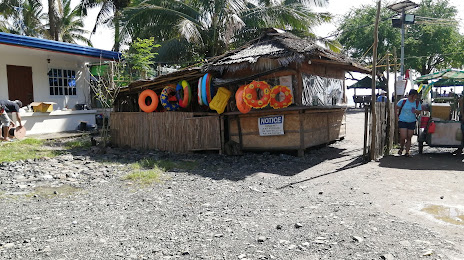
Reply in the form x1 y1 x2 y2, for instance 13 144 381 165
0 32 121 60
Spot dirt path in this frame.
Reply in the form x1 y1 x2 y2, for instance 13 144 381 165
317 109 464 252
0 108 463 259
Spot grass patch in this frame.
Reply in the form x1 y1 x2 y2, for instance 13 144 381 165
63 138 92 150
0 138 56 163
123 158 198 185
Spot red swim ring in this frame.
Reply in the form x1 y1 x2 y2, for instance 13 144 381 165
243 81 271 109
270 85 293 109
138 89 159 113
235 85 251 114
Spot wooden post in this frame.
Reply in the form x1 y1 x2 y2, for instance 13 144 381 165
385 51 391 154
393 47 399 143
370 0 381 161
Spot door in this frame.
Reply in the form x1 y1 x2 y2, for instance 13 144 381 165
7 65 34 105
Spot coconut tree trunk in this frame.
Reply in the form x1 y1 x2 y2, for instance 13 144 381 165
113 11 120 52
48 0 59 41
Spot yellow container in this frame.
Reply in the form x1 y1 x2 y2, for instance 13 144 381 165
30 102 56 112
209 87 231 114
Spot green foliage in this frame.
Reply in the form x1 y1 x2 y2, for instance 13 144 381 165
0 138 56 162
336 0 464 76
123 37 160 79
121 0 332 64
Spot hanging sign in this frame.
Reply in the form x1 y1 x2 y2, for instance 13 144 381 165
258 115 284 136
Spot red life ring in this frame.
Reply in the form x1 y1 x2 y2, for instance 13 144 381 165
243 80 271 109
138 89 159 113
235 85 251 113
270 85 292 109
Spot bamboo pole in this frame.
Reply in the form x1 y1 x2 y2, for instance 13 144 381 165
386 51 391 154
393 47 399 143
370 0 381 161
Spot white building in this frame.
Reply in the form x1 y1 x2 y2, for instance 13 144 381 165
0 32 120 135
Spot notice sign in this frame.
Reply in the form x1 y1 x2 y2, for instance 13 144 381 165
258 115 284 136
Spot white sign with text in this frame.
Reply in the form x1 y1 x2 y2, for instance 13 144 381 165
258 115 284 136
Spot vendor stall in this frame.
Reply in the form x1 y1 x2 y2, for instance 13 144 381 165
111 29 369 155
415 69 464 153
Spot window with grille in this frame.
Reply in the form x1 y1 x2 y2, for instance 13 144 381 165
48 69 77 96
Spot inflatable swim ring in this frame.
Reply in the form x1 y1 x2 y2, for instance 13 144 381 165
270 85 293 109
201 73 215 105
235 85 251 114
176 80 191 108
243 80 271 109
198 77 203 106
138 89 159 113
160 85 179 111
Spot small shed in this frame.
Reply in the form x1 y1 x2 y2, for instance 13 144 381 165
111 28 369 155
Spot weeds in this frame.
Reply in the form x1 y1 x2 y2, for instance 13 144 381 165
0 138 56 162
123 158 198 186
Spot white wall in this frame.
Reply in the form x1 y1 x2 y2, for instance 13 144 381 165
0 46 91 110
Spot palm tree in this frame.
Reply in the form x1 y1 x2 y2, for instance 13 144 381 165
79 0 131 51
45 0 92 45
0 0 46 37
121 0 331 64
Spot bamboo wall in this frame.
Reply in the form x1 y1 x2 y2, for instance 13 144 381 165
228 108 346 154
111 112 222 153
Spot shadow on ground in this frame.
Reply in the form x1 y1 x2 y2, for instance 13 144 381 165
379 152 464 171
63 141 365 181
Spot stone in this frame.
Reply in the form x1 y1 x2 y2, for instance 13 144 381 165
257 236 266 243
380 253 395 260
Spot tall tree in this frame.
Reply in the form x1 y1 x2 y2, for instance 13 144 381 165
121 0 331 64
80 0 131 51
336 0 463 76
45 0 92 45
48 0 62 40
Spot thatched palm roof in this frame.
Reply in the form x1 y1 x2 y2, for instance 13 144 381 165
204 28 369 74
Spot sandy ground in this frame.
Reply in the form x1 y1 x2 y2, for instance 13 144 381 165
328 108 464 252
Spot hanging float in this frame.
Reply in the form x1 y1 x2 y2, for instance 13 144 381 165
138 89 159 113
209 87 231 114
270 85 293 109
235 85 251 114
176 80 191 108
160 85 179 111
201 73 215 105
243 80 271 109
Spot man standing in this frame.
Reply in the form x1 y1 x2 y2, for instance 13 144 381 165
0 100 23 141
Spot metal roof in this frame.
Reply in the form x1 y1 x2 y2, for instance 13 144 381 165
0 32 121 60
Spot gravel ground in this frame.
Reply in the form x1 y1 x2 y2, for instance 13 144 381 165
0 109 463 260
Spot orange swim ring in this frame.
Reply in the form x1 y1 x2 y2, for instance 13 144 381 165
243 80 271 109
235 85 251 114
138 89 159 113
270 85 293 109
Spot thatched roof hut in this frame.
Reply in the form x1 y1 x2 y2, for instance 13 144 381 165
204 28 369 76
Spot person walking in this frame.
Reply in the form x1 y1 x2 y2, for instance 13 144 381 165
0 99 23 141
397 89 421 157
